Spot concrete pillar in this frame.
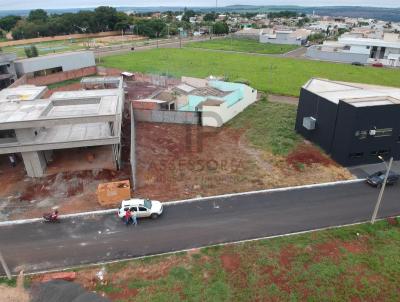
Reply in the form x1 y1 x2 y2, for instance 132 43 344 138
21 151 47 177
44 150 53 163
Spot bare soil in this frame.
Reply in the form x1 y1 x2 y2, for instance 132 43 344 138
134 123 353 201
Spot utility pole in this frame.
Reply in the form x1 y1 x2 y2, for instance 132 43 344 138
0 250 11 280
371 156 393 224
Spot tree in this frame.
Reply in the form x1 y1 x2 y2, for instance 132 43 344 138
28 9 48 23
212 22 229 35
203 12 216 22
182 10 195 23
308 33 325 43
0 15 21 32
24 45 39 58
93 6 119 31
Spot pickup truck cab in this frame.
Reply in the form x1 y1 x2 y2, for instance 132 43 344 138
118 198 163 219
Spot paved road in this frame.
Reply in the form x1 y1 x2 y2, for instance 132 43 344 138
1 181 399 275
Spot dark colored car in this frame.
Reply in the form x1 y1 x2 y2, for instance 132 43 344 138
351 62 364 66
366 171 400 187
372 62 384 68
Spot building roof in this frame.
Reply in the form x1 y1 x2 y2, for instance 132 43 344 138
0 85 48 102
304 78 400 107
190 86 230 97
15 51 95 63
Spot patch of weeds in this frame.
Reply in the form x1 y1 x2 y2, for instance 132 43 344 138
191 253 202 260
201 245 223 255
0 277 16 287
95 282 122 294
204 279 230 302
169 266 191 282
128 279 151 289
296 162 305 171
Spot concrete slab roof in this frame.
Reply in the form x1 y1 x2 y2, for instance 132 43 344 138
0 95 119 130
50 89 121 99
0 85 48 102
303 78 400 106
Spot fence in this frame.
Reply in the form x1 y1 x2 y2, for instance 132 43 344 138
26 66 97 86
133 109 201 125
0 31 121 48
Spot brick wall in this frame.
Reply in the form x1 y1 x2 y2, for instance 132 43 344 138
9 74 27 88
26 66 97 86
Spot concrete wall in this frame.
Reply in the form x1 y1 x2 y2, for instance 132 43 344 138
260 35 303 45
26 66 97 86
202 86 258 127
306 46 370 64
134 109 200 125
15 51 96 77
130 103 136 190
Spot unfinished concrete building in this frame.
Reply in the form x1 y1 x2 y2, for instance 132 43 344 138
0 77 124 177
0 52 17 89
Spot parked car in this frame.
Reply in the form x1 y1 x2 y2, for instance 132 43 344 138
366 171 400 187
372 62 384 68
117 198 163 219
351 62 364 66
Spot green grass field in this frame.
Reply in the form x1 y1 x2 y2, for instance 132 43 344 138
2 39 87 58
3 219 396 301
228 98 300 155
101 48 400 96
185 38 299 54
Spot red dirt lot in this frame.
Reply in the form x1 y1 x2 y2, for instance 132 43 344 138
133 122 353 201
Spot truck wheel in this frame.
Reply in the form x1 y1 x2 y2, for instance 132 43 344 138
151 213 159 219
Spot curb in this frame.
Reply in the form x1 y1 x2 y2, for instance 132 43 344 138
0 179 364 227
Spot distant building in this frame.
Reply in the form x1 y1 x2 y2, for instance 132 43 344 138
306 32 400 67
233 28 263 40
260 29 311 45
295 78 400 166
0 52 17 89
14 51 96 77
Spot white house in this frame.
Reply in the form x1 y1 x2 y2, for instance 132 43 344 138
260 29 311 46
306 32 400 67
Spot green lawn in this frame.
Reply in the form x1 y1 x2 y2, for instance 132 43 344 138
2 219 393 301
185 38 299 54
101 48 400 96
2 39 86 58
228 98 300 156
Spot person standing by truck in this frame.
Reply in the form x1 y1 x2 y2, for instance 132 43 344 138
132 210 138 226
124 209 132 226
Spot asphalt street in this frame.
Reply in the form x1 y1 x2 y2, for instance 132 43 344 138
0 181 399 275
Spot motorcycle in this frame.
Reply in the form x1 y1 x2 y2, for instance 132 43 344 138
43 211 60 223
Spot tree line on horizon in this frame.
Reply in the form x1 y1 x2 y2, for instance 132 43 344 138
0 7 234 40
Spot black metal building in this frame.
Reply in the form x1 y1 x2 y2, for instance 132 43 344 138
295 79 400 166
